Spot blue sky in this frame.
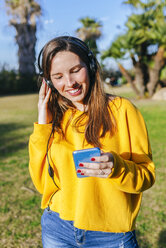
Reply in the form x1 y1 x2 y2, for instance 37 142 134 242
0 0 133 70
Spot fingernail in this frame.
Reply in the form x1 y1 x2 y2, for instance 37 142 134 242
81 173 84 175
91 158 95 161
77 170 81 173
79 163 84 167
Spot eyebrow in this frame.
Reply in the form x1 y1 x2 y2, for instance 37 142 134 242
51 64 83 76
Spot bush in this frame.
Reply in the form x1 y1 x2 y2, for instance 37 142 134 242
120 75 127 85
0 67 38 95
101 66 122 81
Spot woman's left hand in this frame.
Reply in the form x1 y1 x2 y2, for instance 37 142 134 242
77 152 114 178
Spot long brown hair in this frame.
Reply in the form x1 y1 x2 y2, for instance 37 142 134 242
38 36 116 148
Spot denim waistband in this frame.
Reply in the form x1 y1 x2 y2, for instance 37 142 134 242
41 207 139 248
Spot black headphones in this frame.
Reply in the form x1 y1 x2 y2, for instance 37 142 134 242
37 36 97 89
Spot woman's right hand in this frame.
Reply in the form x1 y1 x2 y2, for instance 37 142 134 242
38 80 52 124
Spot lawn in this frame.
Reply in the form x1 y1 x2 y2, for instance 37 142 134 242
0 86 166 248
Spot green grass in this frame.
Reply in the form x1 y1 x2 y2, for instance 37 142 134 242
0 94 42 247
0 88 166 247
134 101 166 248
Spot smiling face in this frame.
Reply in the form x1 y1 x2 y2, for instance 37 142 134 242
50 51 90 111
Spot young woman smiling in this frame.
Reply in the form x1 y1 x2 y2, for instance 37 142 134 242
29 36 155 248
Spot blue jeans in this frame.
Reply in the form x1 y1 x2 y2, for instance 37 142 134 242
41 207 139 248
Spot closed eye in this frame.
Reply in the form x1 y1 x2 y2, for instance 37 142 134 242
72 67 81 73
54 75 62 79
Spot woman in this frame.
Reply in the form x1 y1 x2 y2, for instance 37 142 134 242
29 36 155 248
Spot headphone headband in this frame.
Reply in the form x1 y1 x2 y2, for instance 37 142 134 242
38 36 97 78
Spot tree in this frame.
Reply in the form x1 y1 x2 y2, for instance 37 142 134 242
5 0 41 75
102 0 166 97
76 17 102 56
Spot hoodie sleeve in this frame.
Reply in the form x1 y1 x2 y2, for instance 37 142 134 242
29 123 59 194
109 99 155 194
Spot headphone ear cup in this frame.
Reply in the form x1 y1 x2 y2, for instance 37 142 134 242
88 52 97 76
47 80 53 88
90 58 97 75
38 48 44 74
45 79 56 91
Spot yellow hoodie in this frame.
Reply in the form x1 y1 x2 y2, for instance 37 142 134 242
29 97 155 232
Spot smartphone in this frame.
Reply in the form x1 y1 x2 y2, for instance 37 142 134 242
72 147 101 178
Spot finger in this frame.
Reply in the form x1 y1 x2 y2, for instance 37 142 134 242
79 162 102 169
39 80 46 99
91 153 114 164
91 154 109 163
45 79 50 94
77 168 112 178
80 161 113 170
44 87 51 103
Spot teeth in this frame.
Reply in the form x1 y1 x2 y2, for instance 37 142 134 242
69 88 79 93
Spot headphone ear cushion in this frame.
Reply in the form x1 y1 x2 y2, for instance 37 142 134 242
88 53 97 76
46 80 53 88
45 79 57 92
90 58 97 75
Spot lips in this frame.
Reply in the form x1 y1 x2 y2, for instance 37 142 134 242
67 85 82 96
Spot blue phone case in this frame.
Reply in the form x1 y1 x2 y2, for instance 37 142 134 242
72 148 101 178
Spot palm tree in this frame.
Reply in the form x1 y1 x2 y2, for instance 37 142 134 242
76 17 102 56
102 0 166 97
5 0 41 75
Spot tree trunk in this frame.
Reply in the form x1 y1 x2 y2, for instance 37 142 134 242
133 62 147 97
12 23 37 75
131 54 149 98
118 63 140 95
147 47 166 97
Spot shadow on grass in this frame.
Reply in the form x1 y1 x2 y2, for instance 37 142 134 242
158 229 166 248
136 230 151 248
0 123 29 157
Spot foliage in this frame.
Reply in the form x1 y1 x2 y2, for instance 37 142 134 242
103 0 166 59
76 17 102 56
101 66 122 81
0 67 38 95
120 75 128 85
5 0 41 25
102 0 166 97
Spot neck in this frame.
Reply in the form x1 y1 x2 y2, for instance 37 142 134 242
73 102 88 112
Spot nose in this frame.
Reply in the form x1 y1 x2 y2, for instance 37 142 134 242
65 74 75 87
